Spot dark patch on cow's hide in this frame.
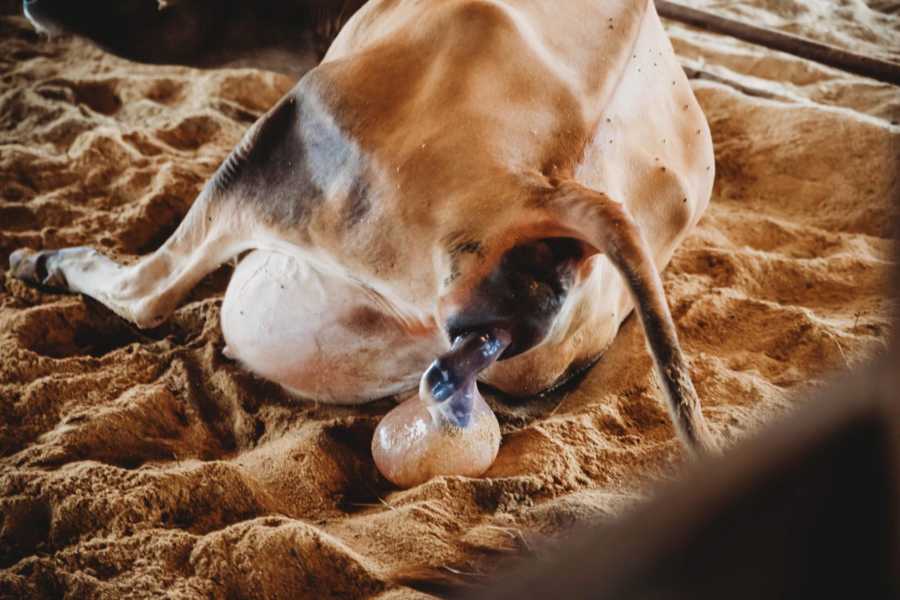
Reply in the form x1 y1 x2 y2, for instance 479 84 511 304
442 233 485 287
341 305 390 335
450 239 484 257
343 175 371 227
210 76 374 234
210 90 323 229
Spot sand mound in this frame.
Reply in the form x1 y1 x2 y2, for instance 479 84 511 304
1 3 897 598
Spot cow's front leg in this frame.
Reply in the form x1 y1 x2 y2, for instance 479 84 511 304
372 330 509 488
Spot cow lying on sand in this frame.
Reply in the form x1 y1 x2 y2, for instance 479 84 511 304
13 0 717 486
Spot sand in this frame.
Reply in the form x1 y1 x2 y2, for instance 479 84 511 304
0 2 897 598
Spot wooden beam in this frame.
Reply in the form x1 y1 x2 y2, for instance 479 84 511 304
655 0 900 86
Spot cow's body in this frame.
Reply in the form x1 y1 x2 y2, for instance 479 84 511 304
222 0 713 400
13 0 717 465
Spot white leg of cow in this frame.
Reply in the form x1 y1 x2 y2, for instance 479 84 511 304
9 189 247 329
8 89 315 328
547 180 717 454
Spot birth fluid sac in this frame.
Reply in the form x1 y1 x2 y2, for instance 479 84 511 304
372 330 510 488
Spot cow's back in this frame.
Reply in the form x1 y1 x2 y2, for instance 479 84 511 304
308 0 655 290
321 0 649 178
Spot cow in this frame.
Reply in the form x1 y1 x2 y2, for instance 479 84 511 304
12 0 717 486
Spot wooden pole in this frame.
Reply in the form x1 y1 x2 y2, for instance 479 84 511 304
655 0 900 86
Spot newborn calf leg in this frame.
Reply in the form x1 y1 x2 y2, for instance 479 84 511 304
372 330 510 487
418 330 511 428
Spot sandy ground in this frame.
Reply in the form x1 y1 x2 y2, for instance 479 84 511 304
0 2 897 598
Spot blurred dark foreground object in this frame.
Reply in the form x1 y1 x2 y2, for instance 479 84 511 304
470 355 900 599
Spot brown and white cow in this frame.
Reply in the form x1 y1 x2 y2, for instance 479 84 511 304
13 0 717 486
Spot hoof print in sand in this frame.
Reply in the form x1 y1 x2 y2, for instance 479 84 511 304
71 79 122 116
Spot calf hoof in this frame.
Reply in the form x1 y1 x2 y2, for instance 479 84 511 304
8 248 67 288
372 329 510 488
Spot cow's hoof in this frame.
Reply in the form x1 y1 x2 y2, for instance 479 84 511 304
9 248 44 281
9 248 65 288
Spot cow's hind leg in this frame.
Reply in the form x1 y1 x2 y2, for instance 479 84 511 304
9 190 248 329
9 88 312 329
